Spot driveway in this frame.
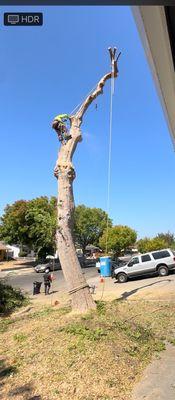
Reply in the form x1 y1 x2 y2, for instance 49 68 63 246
105 272 175 302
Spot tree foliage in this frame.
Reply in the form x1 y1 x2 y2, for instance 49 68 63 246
26 197 57 258
74 205 112 253
99 225 137 256
156 232 175 248
0 200 29 246
137 237 168 253
0 200 112 258
0 197 57 258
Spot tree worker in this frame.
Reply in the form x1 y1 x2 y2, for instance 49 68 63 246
52 114 72 144
43 268 52 295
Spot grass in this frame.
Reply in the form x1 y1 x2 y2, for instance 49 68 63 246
13 333 28 343
0 300 175 400
0 318 15 333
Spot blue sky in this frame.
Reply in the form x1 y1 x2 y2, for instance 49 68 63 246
0 6 175 239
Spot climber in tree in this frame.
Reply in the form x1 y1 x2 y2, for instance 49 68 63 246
52 114 72 144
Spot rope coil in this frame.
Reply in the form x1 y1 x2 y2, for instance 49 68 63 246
68 283 90 295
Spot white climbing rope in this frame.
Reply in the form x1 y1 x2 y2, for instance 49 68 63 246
100 68 115 302
105 66 115 254
70 58 115 256
70 83 97 115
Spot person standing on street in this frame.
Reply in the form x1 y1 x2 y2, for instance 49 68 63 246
43 269 52 295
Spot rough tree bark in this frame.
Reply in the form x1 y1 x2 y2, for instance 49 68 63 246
54 48 120 312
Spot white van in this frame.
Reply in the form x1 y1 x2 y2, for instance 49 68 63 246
113 249 175 283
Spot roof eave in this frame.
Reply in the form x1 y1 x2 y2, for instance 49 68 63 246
132 5 175 149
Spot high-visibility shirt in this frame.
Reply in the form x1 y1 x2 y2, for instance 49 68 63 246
54 114 70 124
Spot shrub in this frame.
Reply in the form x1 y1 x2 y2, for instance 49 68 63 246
0 280 28 315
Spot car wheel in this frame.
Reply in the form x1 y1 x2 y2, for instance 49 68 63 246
117 273 127 283
158 265 168 277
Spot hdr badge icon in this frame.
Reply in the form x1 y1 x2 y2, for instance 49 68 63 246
4 13 43 26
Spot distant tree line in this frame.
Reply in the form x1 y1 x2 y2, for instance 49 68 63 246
137 232 175 253
0 196 174 258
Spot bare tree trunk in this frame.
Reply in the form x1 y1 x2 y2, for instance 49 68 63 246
54 48 120 312
54 119 96 311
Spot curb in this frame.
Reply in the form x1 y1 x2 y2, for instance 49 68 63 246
0 265 34 272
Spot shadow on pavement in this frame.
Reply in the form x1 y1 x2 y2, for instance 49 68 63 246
117 279 172 300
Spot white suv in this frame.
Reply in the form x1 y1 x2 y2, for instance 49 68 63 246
113 249 175 283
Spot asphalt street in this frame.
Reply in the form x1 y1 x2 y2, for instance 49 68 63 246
2 266 175 302
2 267 99 295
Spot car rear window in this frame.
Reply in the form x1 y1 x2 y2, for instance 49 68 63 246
141 254 151 262
152 250 170 260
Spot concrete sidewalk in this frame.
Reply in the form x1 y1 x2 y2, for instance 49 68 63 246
132 343 175 400
0 259 35 272
0 265 34 272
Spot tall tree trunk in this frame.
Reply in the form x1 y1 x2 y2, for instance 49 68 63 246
54 48 120 312
54 119 96 311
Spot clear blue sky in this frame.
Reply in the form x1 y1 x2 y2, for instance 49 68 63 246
1 6 175 239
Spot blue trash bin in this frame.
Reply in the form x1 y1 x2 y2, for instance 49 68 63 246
100 256 111 277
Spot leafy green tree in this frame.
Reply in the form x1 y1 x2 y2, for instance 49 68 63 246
137 237 168 253
99 225 137 256
25 196 57 258
74 205 112 254
0 200 29 248
156 232 175 248
0 197 57 258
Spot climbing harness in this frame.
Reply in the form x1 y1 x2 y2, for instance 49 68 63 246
52 114 72 145
56 125 71 145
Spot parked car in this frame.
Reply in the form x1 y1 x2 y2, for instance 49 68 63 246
112 249 175 283
84 257 97 268
111 259 127 277
77 254 86 267
35 255 86 273
77 254 97 268
34 258 61 273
